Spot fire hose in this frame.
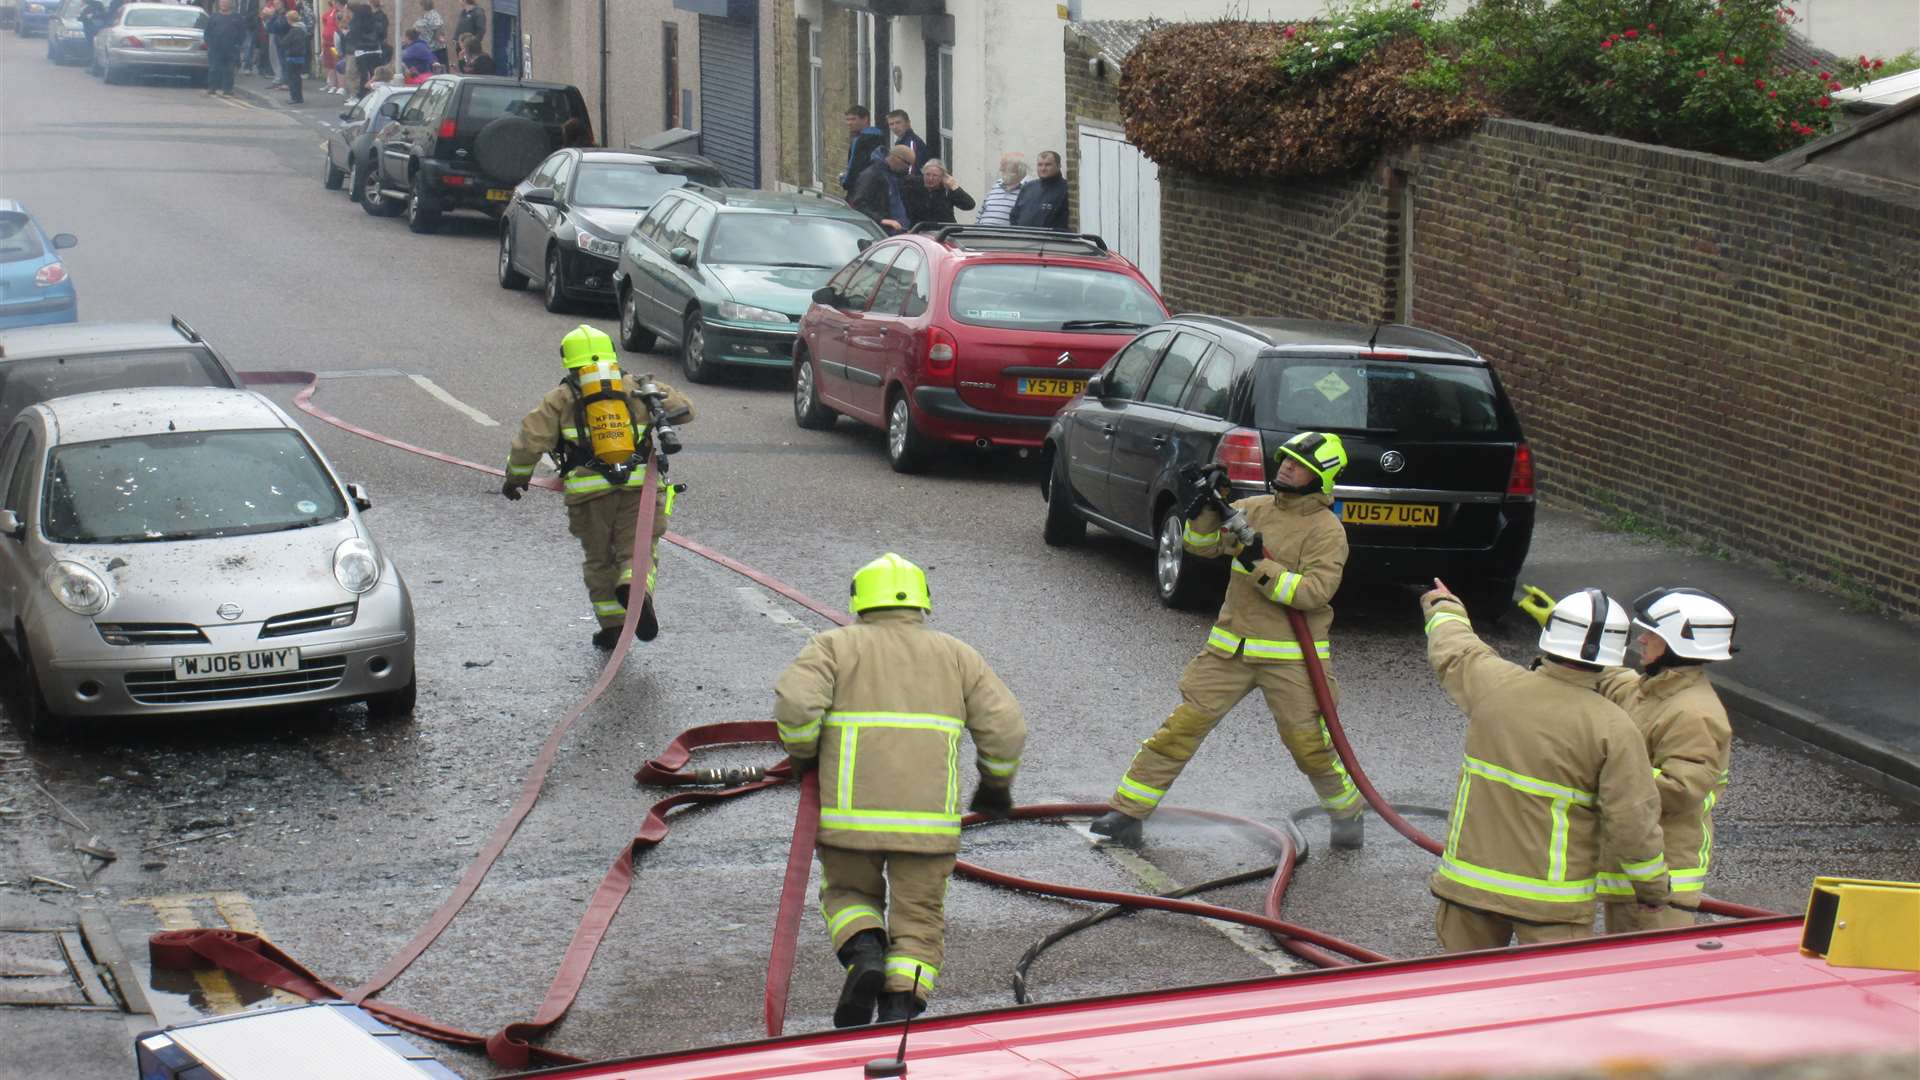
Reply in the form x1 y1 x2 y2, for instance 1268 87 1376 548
146 373 1772 1068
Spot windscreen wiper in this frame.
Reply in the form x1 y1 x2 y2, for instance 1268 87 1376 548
1060 319 1148 331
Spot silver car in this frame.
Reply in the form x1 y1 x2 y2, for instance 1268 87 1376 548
0 387 415 736
92 1 206 85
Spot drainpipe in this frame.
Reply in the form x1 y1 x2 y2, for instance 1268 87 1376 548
597 0 609 145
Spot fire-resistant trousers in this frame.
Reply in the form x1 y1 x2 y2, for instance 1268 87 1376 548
1604 901 1696 934
565 488 670 630
816 845 956 1003
1108 650 1363 821
1434 900 1592 953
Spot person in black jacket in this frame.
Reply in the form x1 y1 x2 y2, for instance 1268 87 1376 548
345 1 382 94
281 6 309 102
453 0 483 46
203 0 247 95
851 145 913 234
904 159 975 228
838 105 889 196
1010 150 1070 231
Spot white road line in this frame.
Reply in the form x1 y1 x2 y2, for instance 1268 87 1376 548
734 587 814 641
407 374 500 426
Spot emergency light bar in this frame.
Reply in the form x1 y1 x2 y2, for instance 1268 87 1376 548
135 1001 461 1080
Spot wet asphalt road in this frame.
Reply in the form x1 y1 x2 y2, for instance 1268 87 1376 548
3 36 1919 1076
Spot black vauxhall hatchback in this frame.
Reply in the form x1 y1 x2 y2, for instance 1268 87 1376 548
1040 316 1536 614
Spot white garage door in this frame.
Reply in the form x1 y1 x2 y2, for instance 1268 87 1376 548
1076 124 1161 290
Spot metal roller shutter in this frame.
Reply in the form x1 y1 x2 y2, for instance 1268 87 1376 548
697 15 759 188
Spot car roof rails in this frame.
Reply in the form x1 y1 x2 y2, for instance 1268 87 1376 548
911 224 1109 255
680 182 727 204
170 315 203 343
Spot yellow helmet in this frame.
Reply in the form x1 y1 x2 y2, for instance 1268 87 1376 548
849 552 931 614
1275 431 1348 495
560 324 616 370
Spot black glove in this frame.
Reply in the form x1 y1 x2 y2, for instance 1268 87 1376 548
785 754 817 779
500 479 526 501
1181 490 1213 523
1235 533 1264 571
968 782 1013 820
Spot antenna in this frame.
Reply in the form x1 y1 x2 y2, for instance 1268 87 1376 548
863 965 921 1078
1366 322 1382 350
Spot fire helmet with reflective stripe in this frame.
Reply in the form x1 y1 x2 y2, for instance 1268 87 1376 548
1631 586 1736 662
561 324 616 370
1274 431 1349 495
850 552 932 614
1538 587 1630 666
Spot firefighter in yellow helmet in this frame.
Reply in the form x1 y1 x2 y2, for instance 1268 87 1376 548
1091 431 1366 850
501 325 694 648
774 553 1027 1027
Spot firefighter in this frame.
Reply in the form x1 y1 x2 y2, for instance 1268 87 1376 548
1091 432 1366 850
1421 581 1670 952
774 553 1027 1027
1596 586 1737 933
501 325 693 648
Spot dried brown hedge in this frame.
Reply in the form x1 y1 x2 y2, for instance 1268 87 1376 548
1119 22 1492 179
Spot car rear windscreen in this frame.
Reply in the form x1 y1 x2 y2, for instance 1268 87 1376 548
949 264 1164 332
123 7 206 27
1256 358 1511 438
572 164 710 210
0 213 46 264
0 348 236 430
464 85 576 127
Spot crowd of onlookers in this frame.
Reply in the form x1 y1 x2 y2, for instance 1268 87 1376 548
192 0 490 104
840 106 1071 236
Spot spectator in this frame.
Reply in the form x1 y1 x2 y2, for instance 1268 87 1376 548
235 0 260 71
346 1 383 93
453 0 483 46
838 105 888 194
365 0 391 64
975 153 1027 226
1010 150 1069 231
400 26 434 78
263 0 287 89
320 0 342 93
414 0 446 67
203 0 246 95
852 144 913 234
885 109 929 176
281 5 309 102
455 32 493 73
906 159 974 227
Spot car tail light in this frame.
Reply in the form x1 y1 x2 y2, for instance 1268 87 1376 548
1507 441 1535 497
925 326 957 377
194 40 207 50
1213 428 1267 486
441 174 468 186
438 119 458 139
34 263 67 287
123 34 145 47
1359 350 1408 360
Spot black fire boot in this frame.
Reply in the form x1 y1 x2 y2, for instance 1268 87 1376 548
1330 814 1365 850
590 626 621 650
875 991 924 1023
615 583 630 611
832 929 887 1029
1089 810 1145 848
636 596 659 642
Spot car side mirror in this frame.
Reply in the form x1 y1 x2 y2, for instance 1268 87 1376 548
378 100 401 118
52 233 77 250
855 238 873 252
1085 374 1107 399
811 285 840 307
346 483 373 512
522 186 557 206
0 509 23 541
669 246 695 267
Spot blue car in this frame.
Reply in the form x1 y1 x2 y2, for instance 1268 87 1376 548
0 200 78 329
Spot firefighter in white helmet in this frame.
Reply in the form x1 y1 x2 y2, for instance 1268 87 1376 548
1420 581 1670 951
1595 586 1737 933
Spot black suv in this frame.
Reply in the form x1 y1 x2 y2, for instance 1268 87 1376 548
362 75 591 234
1041 316 1535 612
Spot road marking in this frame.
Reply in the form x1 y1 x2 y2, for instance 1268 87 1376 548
210 893 303 1004
124 895 246 1014
735 587 813 641
408 374 499 426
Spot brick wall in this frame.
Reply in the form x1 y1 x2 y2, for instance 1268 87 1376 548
1159 120 1920 615
1062 27 1126 231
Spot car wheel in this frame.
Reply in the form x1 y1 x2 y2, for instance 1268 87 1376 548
346 154 366 202
542 247 570 312
680 310 715 384
497 227 528 290
618 285 656 352
1461 578 1517 626
1156 507 1212 610
886 391 928 474
322 148 346 190
13 637 71 740
360 161 402 217
1042 450 1087 546
102 54 122 83
405 173 440 234
365 671 417 722
793 353 837 430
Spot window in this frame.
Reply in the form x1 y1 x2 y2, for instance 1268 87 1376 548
123 6 204 26
936 46 954 165
681 207 716 255
655 200 699 248
547 153 576 195
0 349 235 431
901 248 930 317
1181 350 1233 419
869 245 921 314
0 213 45 264
808 26 825 188
948 265 1165 332
854 12 876 111
573 164 709 210
1256 358 1508 437
1103 330 1171 401
637 196 678 242
840 248 897 311
526 152 566 189
705 215 879 268
1 428 34 515
1143 334 1210 408
462 84 576 126
662 23 680 128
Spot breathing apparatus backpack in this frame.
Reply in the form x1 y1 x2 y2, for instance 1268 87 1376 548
556 359 647 483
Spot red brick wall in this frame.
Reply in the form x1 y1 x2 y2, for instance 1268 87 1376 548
1160 119 1920 615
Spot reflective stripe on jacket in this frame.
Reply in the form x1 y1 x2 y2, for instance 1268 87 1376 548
1593 665 1731 905
504 378 693 506
1422 596 1669 923
1184 492 1346 665
774 609 1028 854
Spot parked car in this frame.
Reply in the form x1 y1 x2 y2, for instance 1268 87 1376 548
89 1 206 84
612 187 882 382
324 84 414 202
362 74 591 234
14 0 51 35
0 201 78 331
0 317 242 429
0 387 416 736
44 0 95 62
791 225 1168 472
499 148 726 314
1041 316 1536 611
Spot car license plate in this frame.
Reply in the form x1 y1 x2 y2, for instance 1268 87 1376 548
1339 501 1439 527
154 37 191 48
172 647 300 681
486 188 512 202
1017 377 1086 397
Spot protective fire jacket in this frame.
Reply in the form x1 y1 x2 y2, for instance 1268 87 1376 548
1183 491 1347 663
774 609 1028 855
1423 595 1670 924
504 378 693 507
1594 665 1730 908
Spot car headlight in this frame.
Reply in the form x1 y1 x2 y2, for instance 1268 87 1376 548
333 537 381 594
576 232 621 259
718 300 791 324
46 560 110 616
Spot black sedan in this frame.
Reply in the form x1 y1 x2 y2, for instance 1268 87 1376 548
496 148 726 313
323 84 414 203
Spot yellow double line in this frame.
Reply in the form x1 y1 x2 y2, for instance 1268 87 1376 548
124 892 302 1014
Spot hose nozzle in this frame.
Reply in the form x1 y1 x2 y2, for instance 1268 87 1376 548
691 765 767 787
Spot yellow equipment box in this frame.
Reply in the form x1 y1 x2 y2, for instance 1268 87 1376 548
1800 877 1920 972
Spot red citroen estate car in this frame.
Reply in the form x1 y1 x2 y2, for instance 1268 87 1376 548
790 225 1168 472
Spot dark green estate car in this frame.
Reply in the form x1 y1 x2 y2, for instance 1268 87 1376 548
611 186 884 383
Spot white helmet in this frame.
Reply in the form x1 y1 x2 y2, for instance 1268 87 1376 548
1631 586 1737 662
1538 588 1630 667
